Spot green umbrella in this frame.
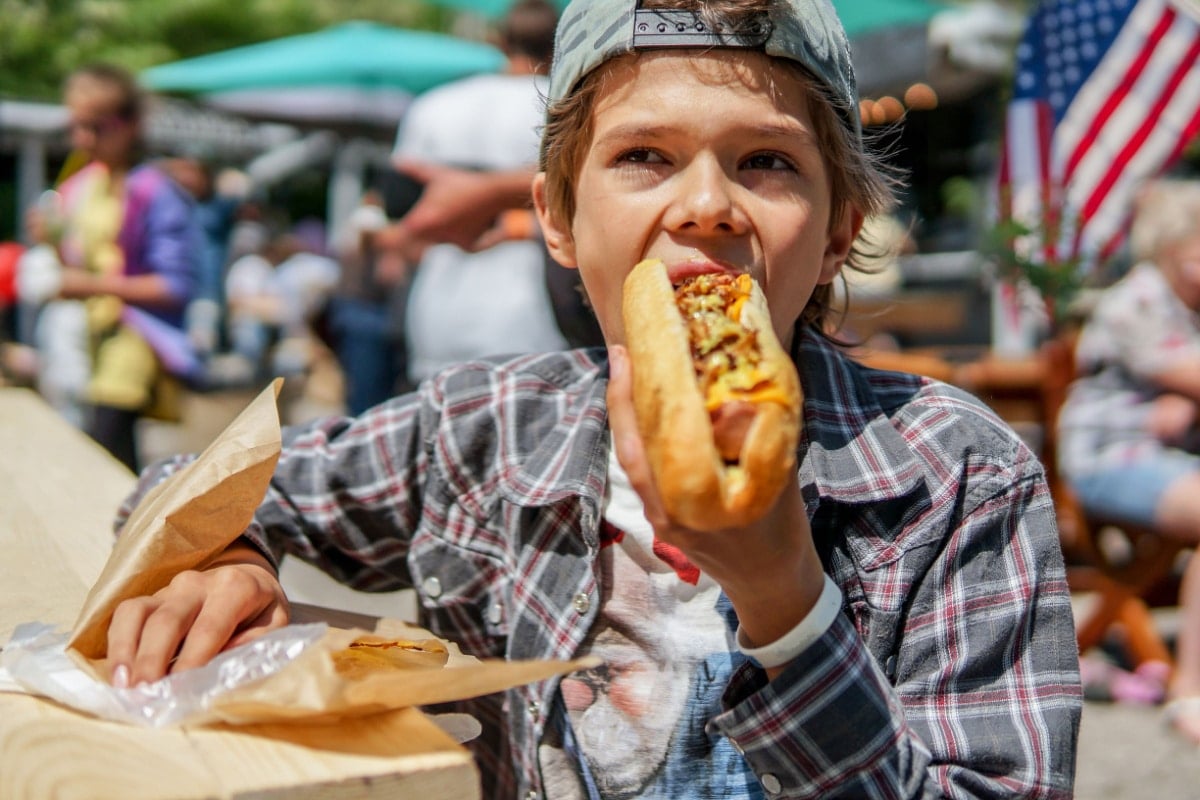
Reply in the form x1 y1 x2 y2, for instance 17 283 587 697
421 0 947 28
834 0 951 39
420 0 569 19
142 21 506 129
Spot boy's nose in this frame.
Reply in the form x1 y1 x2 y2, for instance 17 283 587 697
664 157 747 236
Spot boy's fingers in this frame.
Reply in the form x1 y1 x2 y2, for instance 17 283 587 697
222 602 290 653
606 346 669 528
170 598 249 675
170 566 288 674
106 598 156 683
129 600 201 686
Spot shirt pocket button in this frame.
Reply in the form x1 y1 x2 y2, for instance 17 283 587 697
572 592 591 614
422 576 443 599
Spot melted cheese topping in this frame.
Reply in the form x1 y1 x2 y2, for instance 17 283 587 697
675 273 781 412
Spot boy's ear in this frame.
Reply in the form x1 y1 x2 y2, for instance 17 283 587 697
532 173 577 269
818 204 864 284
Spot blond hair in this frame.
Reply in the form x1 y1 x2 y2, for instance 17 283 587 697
1129 179 1200 264
538 0 897 331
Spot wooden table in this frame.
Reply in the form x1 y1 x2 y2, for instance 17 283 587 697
0 388 481 799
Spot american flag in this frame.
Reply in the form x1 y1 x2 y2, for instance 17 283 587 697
998 0 1200 271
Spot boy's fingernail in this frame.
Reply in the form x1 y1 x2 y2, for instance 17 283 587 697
112 664 130 689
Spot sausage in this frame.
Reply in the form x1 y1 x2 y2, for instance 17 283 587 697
711 400 758 462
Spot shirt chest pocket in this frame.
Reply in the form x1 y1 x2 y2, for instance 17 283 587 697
410 524 512 657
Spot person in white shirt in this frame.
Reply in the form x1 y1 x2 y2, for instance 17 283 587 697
390 0 568 384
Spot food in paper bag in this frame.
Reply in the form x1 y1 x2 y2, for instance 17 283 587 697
332 635 450 679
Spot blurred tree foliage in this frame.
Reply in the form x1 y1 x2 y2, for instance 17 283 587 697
0 0 453 101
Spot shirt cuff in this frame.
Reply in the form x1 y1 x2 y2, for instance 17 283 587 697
735 574 842 669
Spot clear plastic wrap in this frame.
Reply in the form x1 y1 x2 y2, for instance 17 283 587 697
2 621 326 728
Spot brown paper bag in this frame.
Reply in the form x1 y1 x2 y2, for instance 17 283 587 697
68 380 285 659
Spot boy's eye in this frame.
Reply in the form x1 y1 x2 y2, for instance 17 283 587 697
616 148 665 165
742 153 795 171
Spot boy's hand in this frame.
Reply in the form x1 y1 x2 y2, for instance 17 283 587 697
105 541 289 687
606 346 826 660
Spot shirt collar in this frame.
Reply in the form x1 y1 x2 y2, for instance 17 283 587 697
794 330 926 506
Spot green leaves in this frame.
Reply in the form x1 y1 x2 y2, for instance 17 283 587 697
0 0 447 102
983 217 1086 325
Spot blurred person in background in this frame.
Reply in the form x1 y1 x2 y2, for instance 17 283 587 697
1058 179 1200 743
385 0 568 386
224 229 339 383
327 188 412 414
21 63 200 471
161 156 248 362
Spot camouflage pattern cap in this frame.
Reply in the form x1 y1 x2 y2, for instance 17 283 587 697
548 0 861 139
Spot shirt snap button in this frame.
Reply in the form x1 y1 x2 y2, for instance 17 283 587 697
572 592 591 614
761 773 782 794
421 576 442 599
525 791 539 800
487 601 504 625
527 700 540 720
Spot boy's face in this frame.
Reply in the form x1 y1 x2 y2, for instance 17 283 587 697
534 50 860 348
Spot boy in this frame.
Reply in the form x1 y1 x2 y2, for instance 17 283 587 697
106 1 1081 797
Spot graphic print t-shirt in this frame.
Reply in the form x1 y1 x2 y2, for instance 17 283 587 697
538 441 759 799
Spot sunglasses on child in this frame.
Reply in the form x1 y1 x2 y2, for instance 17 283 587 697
67 115 130 137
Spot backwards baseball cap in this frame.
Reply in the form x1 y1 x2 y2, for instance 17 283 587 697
548 0 861 140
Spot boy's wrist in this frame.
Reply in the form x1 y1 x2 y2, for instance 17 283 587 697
736 574 842 669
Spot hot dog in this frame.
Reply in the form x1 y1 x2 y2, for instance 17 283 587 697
621 257 802 531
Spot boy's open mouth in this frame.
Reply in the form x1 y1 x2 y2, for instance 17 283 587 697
665 258 743 286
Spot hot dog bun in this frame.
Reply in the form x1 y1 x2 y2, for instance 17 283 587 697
621 258 802 531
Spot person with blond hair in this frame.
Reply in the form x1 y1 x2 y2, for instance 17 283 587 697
1060 179 1200 742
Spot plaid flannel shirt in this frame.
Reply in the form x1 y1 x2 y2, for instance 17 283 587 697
118 329 1081 799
